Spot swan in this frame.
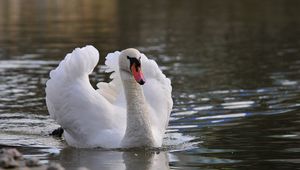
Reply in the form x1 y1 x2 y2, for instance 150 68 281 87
45 45 173 148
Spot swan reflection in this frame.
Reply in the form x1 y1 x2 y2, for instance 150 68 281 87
58 147 169 170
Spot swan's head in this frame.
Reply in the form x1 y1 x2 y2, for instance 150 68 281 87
119 48 145 85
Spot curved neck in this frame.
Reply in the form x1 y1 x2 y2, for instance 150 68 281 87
120 70 155 147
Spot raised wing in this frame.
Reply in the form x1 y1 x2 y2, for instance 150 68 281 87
140 53 173 137
45 46 124 148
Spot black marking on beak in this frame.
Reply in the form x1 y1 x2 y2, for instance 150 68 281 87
127 56 141 71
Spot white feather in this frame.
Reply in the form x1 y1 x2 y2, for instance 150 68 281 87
46 45 173 148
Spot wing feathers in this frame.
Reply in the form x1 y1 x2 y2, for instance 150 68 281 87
97 51 123 104
46 45 125 147
46 45 100 118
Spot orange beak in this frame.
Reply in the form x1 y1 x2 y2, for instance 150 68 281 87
131 63 145 85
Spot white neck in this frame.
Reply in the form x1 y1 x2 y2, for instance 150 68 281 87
120 70 155 148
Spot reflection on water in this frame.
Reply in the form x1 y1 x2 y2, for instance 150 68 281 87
1 0 300 169
55 148 169 170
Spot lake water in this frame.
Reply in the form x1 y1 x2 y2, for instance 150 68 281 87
1 0 300 169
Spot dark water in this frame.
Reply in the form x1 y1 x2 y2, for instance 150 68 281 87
1 0 300 169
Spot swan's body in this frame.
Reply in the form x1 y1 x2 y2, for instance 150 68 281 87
45 46 172 148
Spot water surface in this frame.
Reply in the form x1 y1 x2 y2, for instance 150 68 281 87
1 0 300 169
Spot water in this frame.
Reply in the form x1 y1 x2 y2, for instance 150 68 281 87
1 0 300 169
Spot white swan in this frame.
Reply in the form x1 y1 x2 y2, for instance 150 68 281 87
45 45 173 148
